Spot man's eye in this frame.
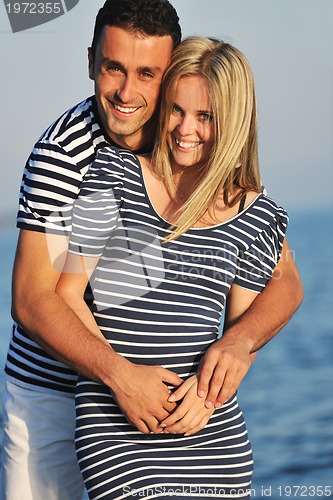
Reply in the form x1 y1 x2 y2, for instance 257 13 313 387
107 65 121 73
141 72 154 78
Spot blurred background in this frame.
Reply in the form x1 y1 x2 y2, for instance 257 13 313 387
1 0 332 497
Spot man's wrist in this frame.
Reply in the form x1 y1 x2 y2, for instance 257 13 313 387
98 350 129 392
222 323 257 353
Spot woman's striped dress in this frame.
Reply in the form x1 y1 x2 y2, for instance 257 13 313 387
69 147 288 499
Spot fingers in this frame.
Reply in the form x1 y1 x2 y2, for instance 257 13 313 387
130 408 171 435
145 396 175 424
205 369 235 408
160 404 188 429
205 363 247 408
163 399 178 414
184 418 212 437
168 376 196 403
159 377 215 436
128 416 160 435
160 367 183 388
197 344 252 409
183 409 215 436
162 411 193 435
197 359 214 399
162 408 214 436
133 420 152 435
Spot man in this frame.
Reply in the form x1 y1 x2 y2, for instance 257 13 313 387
1 0 303 499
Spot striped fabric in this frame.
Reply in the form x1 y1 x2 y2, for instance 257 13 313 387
71 147 288 499
5 97 110 393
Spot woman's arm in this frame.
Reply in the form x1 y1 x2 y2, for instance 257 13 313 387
56 253 105 340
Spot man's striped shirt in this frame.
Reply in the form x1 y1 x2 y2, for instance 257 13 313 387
5 97 111 393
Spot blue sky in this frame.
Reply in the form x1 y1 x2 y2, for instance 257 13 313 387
1 0 332 224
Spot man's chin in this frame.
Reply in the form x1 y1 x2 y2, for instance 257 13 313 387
106 127 146 150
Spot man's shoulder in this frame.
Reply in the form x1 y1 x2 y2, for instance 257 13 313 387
39 96 99 145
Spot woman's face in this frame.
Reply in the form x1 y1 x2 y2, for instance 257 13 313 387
167 76 214 169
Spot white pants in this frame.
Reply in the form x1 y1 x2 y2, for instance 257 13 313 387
0 377 85 500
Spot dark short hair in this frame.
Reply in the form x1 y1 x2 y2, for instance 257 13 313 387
91 0 181 59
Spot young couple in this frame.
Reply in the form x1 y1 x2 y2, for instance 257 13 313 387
1 0 302 499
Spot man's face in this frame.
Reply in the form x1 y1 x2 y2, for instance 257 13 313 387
89 26 173 151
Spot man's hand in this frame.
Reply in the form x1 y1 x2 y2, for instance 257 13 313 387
195 281 260 409
196 338 256 409
109 355 183 434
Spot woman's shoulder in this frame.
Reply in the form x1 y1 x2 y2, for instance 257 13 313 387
247 193 289 236
256 192 288 217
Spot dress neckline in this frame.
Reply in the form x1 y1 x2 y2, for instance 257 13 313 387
135 155 262 232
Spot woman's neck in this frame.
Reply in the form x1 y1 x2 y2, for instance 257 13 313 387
171 160 204 203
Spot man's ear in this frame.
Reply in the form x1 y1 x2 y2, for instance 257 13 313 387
88 47 94 81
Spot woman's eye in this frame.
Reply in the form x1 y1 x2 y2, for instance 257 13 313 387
200 113 213 122
172 105 182 113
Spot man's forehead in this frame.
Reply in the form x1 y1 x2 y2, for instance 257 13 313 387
97 26 173 69
99 25 173 53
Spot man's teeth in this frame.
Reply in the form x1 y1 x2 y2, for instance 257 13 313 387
114 104 137 114
176 139 200 149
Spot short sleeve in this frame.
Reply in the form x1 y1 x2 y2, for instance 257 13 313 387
17 140 84 235
68 147 125 257
234 203 289 292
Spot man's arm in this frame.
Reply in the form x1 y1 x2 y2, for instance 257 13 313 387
11 229 182 433
197 238 303 407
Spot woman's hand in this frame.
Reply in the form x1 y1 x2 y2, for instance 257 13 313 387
159 375 215 436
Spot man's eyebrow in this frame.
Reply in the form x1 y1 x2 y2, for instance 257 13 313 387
100 58 163 74
138 66 164 74
101 58 124 69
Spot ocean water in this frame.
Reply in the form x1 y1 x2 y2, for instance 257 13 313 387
0 209 332 499
238 209 333 498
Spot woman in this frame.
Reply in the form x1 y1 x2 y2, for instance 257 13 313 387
56 37 288 499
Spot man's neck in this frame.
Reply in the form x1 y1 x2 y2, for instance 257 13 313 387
108 132 151 155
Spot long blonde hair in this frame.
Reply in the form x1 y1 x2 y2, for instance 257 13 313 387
152 36 261 241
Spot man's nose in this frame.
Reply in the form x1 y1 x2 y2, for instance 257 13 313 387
117 74 137 103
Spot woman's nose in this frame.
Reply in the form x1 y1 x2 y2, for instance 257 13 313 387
177 115 195 136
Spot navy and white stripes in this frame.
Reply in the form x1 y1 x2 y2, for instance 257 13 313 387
5 97 110 393
70 146 288 498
